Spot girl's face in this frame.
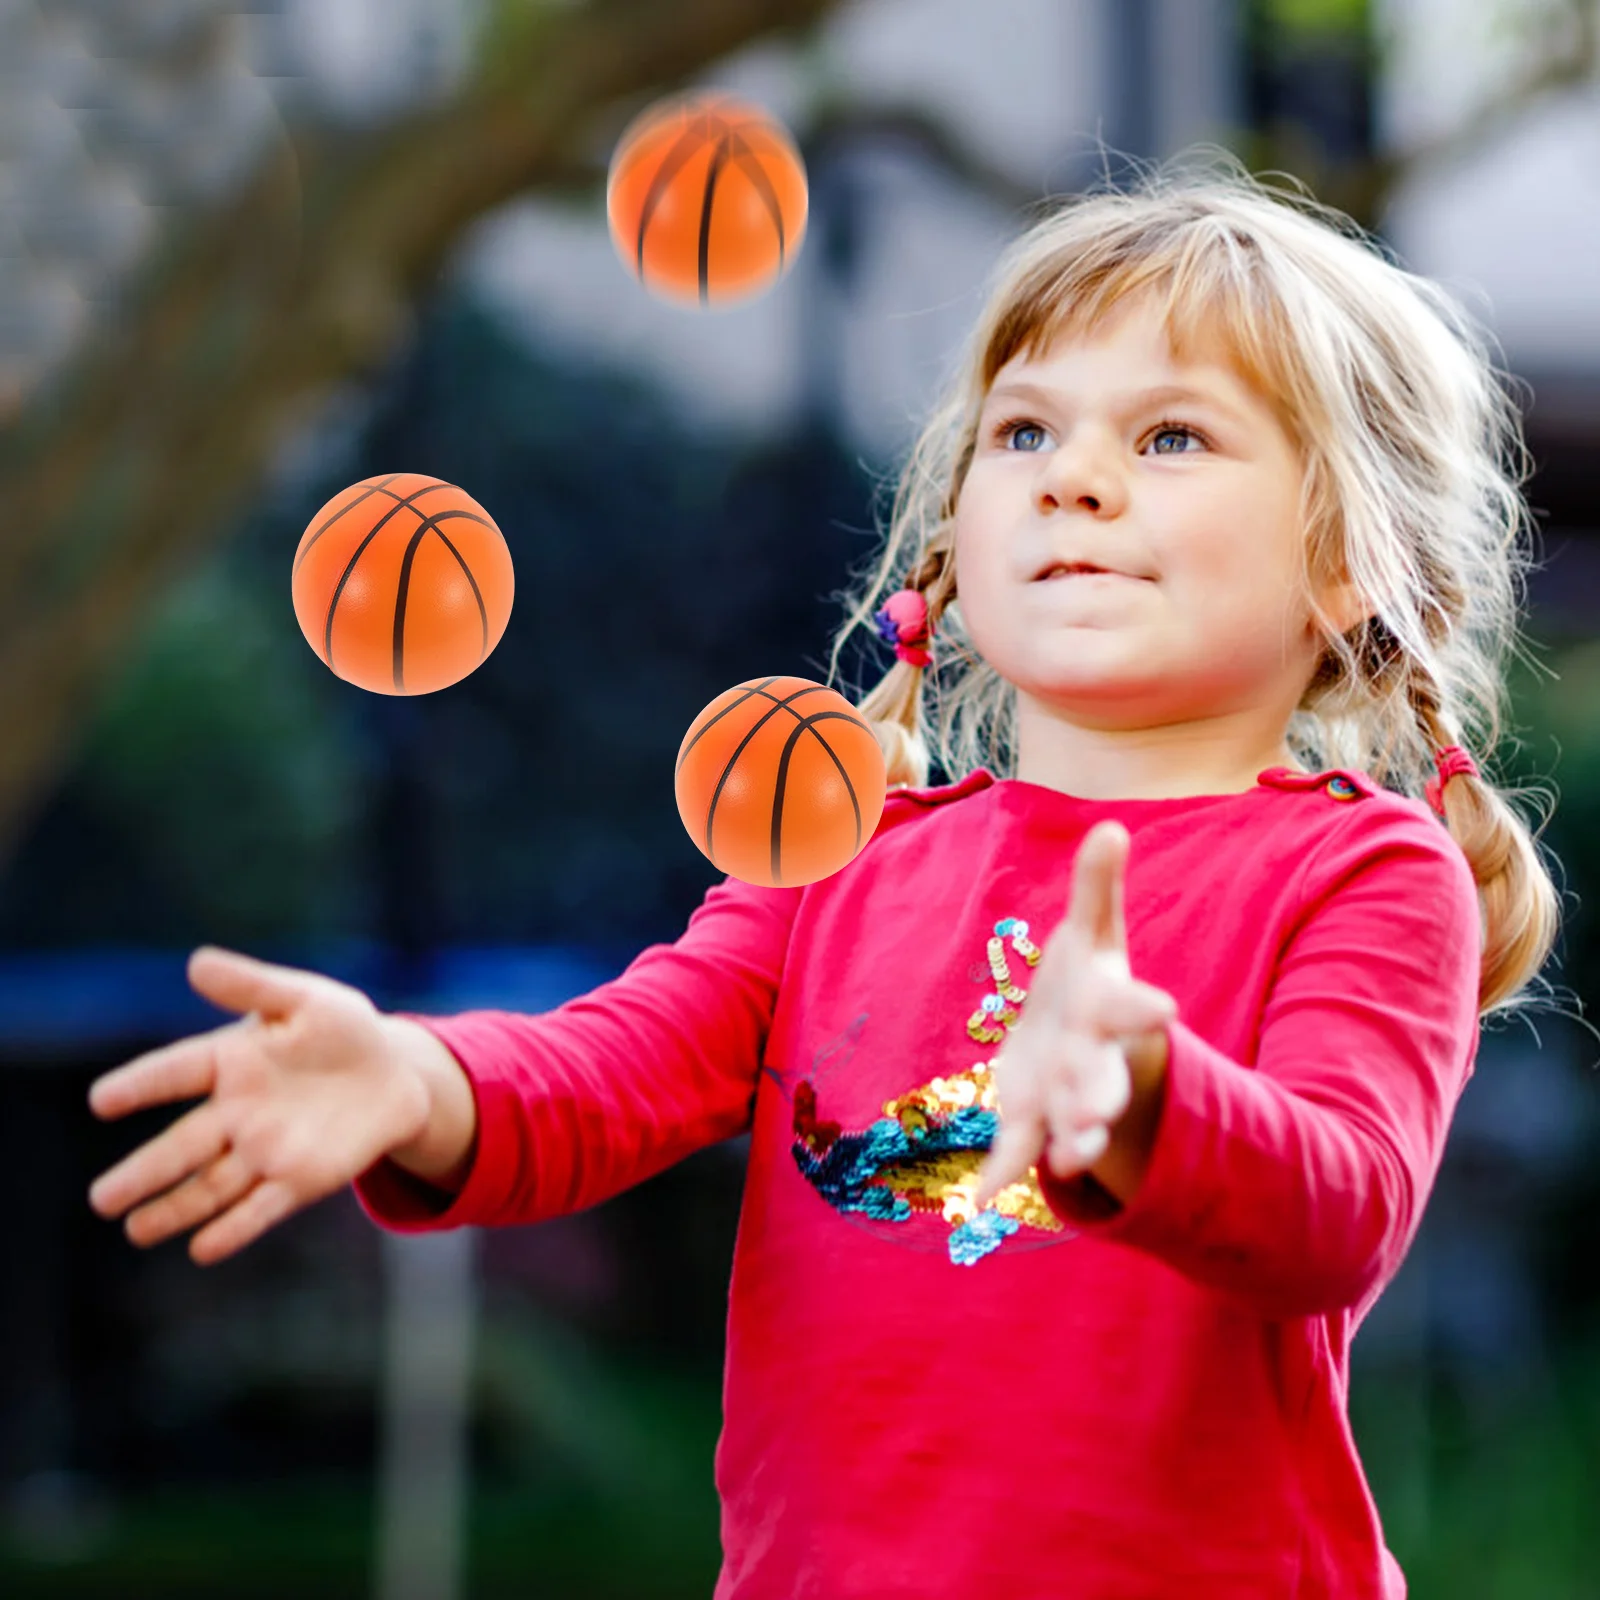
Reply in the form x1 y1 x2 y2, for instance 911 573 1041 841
953 297 1360 795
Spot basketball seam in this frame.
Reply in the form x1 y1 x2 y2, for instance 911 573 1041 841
632 112 723 278
685 681 871 884
769 711 866 884
320 483 453 670
697 130 733 305
676 676 785 772
623 104 798 298
705 687 826 864
391 511 495 692
294 473 406 578
722 125 790 268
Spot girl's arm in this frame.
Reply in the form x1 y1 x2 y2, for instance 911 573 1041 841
1085 1024 1170 1208
378 1015 480 1194
352 871 803 1232
1036 815 1482 1323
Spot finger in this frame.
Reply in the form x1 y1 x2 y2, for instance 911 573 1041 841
1102 822 1129 951
1044 1118 1110 1180
973 1111 1046 1211
88 1100 227 1220
1058 822 1127 960
1097 981 1178 1038
1041 946 1173 1049
187 946 315 1022
1078 821 1129 949
1046 1051 1127 1136
124 1146 256 1249
189 1177 300 1266
88 1031 224 1121
1056 825 1132 972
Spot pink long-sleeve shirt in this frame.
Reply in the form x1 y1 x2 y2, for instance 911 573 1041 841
355 764 1482 1599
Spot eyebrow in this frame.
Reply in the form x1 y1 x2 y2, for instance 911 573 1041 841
983 379 1247 423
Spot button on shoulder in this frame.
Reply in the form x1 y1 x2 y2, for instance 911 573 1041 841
1258 766 1378 802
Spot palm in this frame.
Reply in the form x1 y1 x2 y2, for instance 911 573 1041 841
208 998 394 1195
87 947 427 1264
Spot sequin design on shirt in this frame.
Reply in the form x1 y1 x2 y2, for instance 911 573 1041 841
791 917 1066 1266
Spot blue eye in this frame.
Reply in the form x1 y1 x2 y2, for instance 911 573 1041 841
994 419 1047 451
1148 421 1206 455
990 417 1210 455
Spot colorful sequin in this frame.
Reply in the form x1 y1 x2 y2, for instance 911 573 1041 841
966 916 1041 1043
792 917 1068 1265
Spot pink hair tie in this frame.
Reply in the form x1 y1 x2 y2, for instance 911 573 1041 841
872 587 932 669
1424 744 1479 817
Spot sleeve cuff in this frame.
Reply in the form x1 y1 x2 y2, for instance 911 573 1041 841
1036 1018 1200 1244
351 1013 509 1233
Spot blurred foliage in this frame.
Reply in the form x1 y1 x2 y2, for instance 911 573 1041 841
1501 639 1600 1005
58 566 370 944
0 1341 726 1598
1261 0 1371 38
1351 1336 1600 1599
4 1329 1599 1597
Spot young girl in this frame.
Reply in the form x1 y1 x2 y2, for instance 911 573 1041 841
87 150 1562 1598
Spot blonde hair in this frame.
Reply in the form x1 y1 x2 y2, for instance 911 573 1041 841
824 147 1563 1024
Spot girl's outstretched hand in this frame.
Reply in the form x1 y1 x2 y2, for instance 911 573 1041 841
973 820 1178 1210
86 947 431 1266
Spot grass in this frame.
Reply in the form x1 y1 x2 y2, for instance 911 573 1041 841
6 1337 1598 1598
1351 1337 1600 1599
0 1353 725 1600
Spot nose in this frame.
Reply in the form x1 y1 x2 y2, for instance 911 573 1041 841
1032 427 1126 516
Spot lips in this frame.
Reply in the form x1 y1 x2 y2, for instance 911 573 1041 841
1035 561 1136 581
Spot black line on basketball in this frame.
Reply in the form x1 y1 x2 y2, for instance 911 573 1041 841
321 495 490 672
322 493 434 667
703 686 838 856
680 678 855 782
700 691 870 867
294 473 412 576
390 510 495 691
769 711 868 884
676 678 788 773
633 112 720 278
698 130 733 305
724 127 788 268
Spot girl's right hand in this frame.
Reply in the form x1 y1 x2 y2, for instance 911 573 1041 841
86 946 432 1266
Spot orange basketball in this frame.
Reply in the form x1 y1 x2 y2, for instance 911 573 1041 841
607 91 808 307
291 473 514 696
675 676 887 888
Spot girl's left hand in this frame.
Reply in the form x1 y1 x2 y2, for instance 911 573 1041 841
973 820 1178 1210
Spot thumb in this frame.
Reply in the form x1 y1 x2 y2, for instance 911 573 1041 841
187 946 317 1020
973 1113 1045 1212
1133 981 1178 1019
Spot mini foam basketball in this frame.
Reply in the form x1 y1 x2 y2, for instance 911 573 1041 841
291 473 514 696
676 676 887 888
606 91 808 308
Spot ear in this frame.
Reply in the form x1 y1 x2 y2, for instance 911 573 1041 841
1321 574 1372 637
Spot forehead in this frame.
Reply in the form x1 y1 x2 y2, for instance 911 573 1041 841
985 344 1278 447
993 302 1248 399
